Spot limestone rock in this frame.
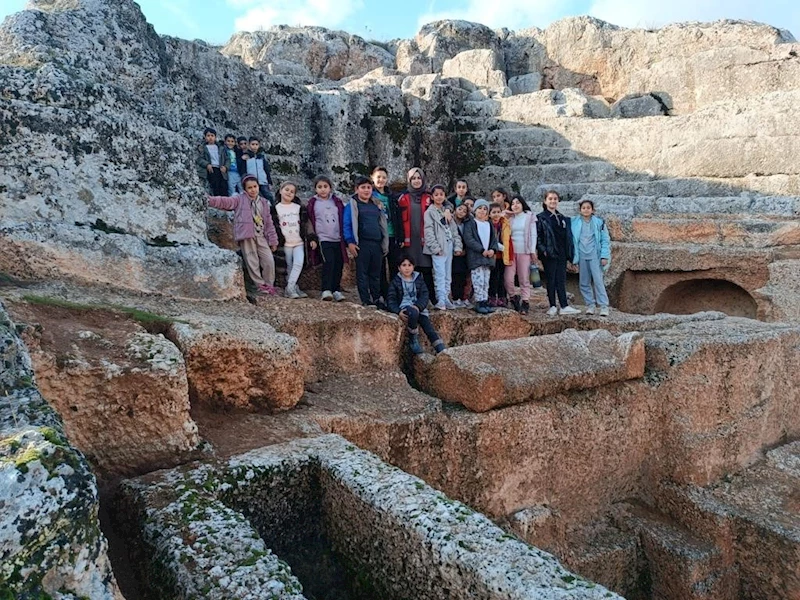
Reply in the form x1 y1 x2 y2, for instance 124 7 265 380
610 93 669 118
221 27 394 80
420 329 645 412
396 20 502 75
496 88 610 122
508 72 542 94
0 301 123 599
441 49 506 88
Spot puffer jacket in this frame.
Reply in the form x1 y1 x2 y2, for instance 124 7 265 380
570 215 611 264
423 204 463 256
463 218 499 270
208 192 278 244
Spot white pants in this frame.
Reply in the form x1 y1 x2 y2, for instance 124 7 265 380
283 245 305 288
471 266 491 302
431 239 453 304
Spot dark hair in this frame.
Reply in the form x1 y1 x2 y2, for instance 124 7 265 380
579 199 595 211
313 175 333 188
489 202 503 212
353 175 373 188
248 136 260 143
203 127 217 136
511 194 531 212
542 189 561 211
237 136 247 143
371 166 388 175
398 254 416 267
224 134 235 141
491 187 509 202
453 179 469 192
430 184 447 195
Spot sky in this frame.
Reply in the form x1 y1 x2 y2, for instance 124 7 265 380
1 0 797 45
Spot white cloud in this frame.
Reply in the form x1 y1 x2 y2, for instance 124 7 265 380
417 0 568 31
589 0 800 39
231 0 364 31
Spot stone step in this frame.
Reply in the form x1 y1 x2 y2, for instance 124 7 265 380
485 145 585 167
459 127 572 148
519 178 754 203
470 162 628 195
461 99 501 118
449 116 535 133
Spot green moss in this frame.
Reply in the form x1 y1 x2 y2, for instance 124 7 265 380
271 160 298 175
146 235 179 247
14 445 43 474
20 294 182 328
449 135 486 177
264 105 279 116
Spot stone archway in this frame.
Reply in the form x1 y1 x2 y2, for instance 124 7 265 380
653 278 758 318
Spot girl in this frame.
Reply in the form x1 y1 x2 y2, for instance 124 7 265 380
536 190 580 316
463 199 499 314
424 184 463 310
451 203 472 308
570 199 611 316
447 179 470 208
208 174 278 296
274 181 307 299
396 167 435 304
387 256 446 355
491 187 512 211
307 175 348 302
463 197 475 214
371 166 401 301
502 196 538 315
488 203 508 307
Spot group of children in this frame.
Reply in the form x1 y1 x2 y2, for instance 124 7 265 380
198 128 274 202
204 149 613 352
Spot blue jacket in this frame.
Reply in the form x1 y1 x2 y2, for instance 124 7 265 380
343 195 389 255
570 215 611 264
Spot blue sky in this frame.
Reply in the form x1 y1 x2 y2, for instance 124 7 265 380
1 0 797 45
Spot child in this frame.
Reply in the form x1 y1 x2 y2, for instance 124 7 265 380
537 190 579 316
344 176 388 307
197 127 229 196
274 181 308 299
451 203 472 308
491 187 511 211
396 167 436 305
223 134 241 196
463 199 499 314
424 184 463 310
307 175 348 302
386 256 446 355
239 137 274 204
502 196 538 315
447 179 470 208
463 197 475 214
237 136 248 155
488 203 508 307
208 174 278 295
570 199 611 316
372 166 401 301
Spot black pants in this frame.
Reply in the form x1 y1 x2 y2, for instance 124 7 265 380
543 256 568 308
320 241 344 293
403 306 440 344
380 239 402 301
418 266 436 305
207 168 227 196
489 259 506 299
356 239 383 304
451 271 467 301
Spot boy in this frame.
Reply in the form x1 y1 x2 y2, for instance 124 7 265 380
223 134 241 196
196 127 229 196
344 176 388 307
386 256 446 355
239 137 274 204
371 166 401 301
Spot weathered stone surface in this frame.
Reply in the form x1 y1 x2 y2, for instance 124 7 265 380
441 49 506 88
221 26 394 80
496 88 610 122
0 301 123 599
8 300 200 477
420 329 645 412
610 93 669 118
169 314 303 412
508 72 542 94
396 20 502 75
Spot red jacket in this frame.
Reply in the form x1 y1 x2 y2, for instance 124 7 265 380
396 191 432 247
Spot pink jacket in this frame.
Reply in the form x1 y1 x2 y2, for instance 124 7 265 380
208 193 278 245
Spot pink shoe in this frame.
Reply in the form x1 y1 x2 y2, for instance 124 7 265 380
258 284 278 296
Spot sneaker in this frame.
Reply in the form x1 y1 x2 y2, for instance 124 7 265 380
452 299 464 308
444 299 457 310
520 300 529 316
547 306 558 316
474 301 489 315
321 290 333 301
296 287 308 298
599 306 610 317
435 302 447 311
559 306 580 315
585 305 596 315
462 300 473 309
259 284 278 296
285 285 300 299
332 291 346 302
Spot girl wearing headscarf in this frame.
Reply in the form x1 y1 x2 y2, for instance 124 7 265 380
396 167 436 303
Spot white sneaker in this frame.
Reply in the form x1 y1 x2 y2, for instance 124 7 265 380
333 291 346 302
547 306 558 316
321 290 333 301
559 306 580 315
444 299 457 310
296 287 308 298
452 299 463 308
435 302 447 311
285 285 300 299
463 300 473 309
599 306 610 317
585 305 596 315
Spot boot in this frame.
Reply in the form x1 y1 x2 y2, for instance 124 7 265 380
433 340 446 354
408 329 423 354
485 300 497 314
474 301 489 315
520 300 529 315
510 295 521 312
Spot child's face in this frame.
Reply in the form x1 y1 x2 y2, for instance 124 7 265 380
455 181 468 196
205 132 216 144
580 202 594 218
356 183 373 201
432 189 446 205
464 199 474 212
409 173 423 189
372 170 388 189
224 137 236 148
244 180 259 199
399 260 414 278
511 198 524 214
280 185 296 203
474 206 488 221
238 140 248 151
315 181 331 199
249 140 260 153
491 191 504 204
490 207 502 222
545 193 560 211
454 205 468 220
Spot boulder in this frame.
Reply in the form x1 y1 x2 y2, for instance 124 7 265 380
396 20 503 74
508 73 542 94
441 49 507 88
419 329 645 412
610 93 669 118
496 88 610 122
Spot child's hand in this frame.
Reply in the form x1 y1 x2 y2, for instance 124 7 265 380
454 250 464 256
221 166 227 173
310 241 318 250
348 243 359 258
488 249 495 258
270 245 277 252
206 164 213 173
601 258 608 267
398 309 409 324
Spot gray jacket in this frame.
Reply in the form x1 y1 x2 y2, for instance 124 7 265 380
423 204 463 256
463 218 499 270
196 142 231 180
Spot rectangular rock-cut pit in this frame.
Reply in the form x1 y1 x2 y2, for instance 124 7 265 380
418 329 645 412
119 435 621 600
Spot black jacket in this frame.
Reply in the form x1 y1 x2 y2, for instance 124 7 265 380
386 272 429 313
463 218 499 270
536 210 574 260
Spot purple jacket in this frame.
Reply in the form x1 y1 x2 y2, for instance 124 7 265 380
208 193 278 245
306 194 348 265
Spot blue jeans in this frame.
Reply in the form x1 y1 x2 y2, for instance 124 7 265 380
227 171 242 196
579 258 609 307
402 305 441 345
